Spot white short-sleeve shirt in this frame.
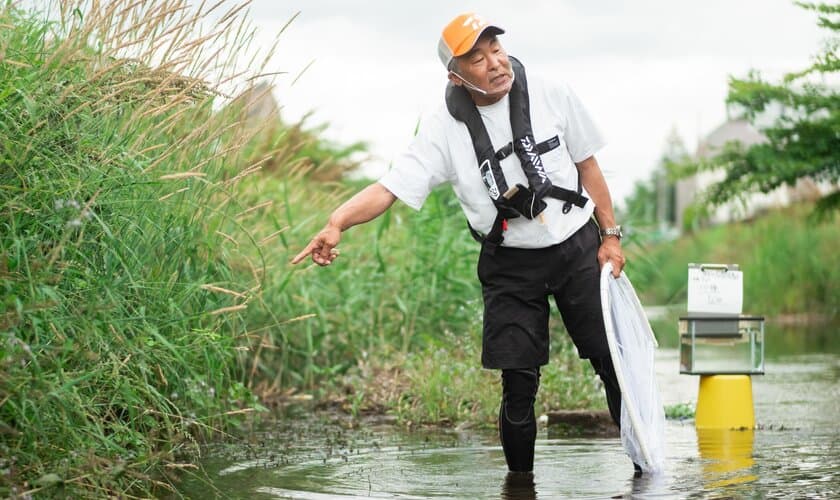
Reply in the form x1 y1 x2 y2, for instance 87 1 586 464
379 75 606 249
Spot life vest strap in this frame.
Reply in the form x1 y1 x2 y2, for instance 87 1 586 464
468 213 506 255
469 185 589 252
550 186 589 210
494 135 561 161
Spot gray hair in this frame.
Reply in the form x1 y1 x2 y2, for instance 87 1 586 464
447 58 459 73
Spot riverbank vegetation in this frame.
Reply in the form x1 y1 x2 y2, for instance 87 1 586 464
1 0 301 496
624 202 839 320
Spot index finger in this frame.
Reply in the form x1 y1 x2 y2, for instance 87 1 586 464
290 240 317 265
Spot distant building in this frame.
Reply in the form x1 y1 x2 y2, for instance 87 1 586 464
673 116 831 231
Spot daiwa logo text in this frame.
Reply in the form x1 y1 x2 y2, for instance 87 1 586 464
519 137 548 183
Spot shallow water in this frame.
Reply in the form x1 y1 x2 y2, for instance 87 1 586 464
178 347 839 499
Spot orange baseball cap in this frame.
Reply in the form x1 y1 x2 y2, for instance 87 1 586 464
438 13 505 70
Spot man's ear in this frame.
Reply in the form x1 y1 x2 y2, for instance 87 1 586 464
447 71 463 87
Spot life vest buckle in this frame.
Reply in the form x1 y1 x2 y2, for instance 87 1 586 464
562 201 573 214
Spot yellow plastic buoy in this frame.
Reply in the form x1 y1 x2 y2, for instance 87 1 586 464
695 375 755 429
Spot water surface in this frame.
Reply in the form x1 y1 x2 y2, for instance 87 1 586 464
178 343 839 498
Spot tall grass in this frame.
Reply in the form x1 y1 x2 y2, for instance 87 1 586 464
228 170 486 395
0 0 288 496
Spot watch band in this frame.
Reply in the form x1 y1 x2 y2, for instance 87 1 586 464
600 225 623 239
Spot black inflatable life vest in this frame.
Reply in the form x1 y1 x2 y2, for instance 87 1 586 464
445 56 589 250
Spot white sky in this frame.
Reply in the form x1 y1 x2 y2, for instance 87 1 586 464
244 0 827 206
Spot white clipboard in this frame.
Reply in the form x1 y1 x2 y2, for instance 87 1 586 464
687 263 743 315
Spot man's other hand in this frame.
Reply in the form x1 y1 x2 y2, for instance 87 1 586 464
598 237 625 278
291 225 341 266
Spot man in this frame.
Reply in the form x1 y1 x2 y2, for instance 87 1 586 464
292 12 636 478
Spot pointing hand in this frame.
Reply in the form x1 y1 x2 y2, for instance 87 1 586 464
291 225 342 266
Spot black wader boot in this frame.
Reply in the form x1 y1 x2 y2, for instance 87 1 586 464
499 368 540 472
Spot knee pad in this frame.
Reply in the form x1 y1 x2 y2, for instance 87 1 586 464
501 368 540 423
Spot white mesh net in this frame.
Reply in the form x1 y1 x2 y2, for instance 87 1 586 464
600 263 666 474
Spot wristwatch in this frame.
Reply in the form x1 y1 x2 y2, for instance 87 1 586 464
600 225 623 240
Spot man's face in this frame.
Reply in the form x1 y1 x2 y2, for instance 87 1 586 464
450 35 513 104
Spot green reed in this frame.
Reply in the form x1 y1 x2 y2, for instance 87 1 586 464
0 0 286 496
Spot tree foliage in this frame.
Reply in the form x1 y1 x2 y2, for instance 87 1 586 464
682 2 839 215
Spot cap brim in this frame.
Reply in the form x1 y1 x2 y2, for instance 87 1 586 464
456 25 505 57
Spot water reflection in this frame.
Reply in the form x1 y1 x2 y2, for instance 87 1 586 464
500 471 536 500
697 428 757 488
626 471 670 499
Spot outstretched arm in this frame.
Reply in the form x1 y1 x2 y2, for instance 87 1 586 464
291 182 397 266
576 155 625 277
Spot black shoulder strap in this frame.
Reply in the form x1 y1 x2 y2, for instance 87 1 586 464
507 56 552 199
445 83 509 202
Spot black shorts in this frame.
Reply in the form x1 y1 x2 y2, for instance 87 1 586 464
477 218 609 369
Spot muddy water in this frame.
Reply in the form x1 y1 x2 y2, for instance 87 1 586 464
178 337 839 498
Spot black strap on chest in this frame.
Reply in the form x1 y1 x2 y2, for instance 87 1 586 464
445 56 588 252
494 135 560 161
